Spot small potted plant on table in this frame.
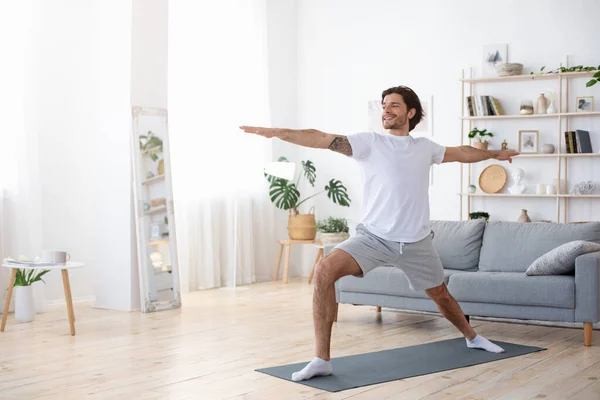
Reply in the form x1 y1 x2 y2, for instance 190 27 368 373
316 217 350 245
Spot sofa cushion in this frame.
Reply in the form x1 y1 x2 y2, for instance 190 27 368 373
431 220 486 271
337 267 469 299
478 221 600 273
526 240 600 276
448 272 575 309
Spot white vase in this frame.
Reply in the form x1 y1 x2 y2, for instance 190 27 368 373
33 281 47 314
547 100 557 114
14 286 36 323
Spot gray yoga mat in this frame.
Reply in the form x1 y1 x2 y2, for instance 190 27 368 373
256 338 545 392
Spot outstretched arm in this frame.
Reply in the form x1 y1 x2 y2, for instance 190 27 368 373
442 146 519 163
239 126 353 156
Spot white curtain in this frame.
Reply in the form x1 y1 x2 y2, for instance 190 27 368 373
0 0 43 306
168 0 276 290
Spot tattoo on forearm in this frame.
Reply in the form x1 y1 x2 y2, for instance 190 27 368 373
328 136 353 156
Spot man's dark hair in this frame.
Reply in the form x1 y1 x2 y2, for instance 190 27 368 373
381 86 424 132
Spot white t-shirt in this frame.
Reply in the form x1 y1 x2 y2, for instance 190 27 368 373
346 132 446 243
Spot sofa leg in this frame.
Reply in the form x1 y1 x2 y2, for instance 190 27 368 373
334 303 338 322
376 306 382 313
584 322 593 346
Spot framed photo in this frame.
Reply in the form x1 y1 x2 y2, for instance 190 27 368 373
576 96 594 112
482 43 508 77
518 130 539 154
412 95 433 138
367 99 386 135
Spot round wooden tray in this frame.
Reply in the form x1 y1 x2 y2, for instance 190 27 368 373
479 165 507 193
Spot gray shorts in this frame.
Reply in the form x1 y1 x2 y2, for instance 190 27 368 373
334 224 444 291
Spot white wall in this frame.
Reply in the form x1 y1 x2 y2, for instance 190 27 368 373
289 0 600 276
131 0 168 109
93 0 137 311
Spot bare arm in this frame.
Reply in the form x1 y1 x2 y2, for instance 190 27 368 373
239 126 353 156
442 146 519 163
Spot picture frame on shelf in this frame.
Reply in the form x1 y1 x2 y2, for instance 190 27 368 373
411 95 433 138
576 96 594 112
518 130 539 154
482 43 508 77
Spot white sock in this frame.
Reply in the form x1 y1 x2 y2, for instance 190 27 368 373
466 335 505 353
291 357 332 382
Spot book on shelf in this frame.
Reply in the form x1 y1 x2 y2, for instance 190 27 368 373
465 96 504 116
564 130 593 153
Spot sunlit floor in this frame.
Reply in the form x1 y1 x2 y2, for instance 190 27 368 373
1 279 599 400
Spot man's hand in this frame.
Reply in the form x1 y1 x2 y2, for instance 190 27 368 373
492 150 520 163
443 146 520 163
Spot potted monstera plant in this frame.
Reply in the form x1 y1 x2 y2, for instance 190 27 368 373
265 157 351 240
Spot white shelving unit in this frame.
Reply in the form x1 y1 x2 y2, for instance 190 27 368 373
459 69 599 223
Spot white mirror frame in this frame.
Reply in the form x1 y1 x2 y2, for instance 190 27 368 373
131 106 181 312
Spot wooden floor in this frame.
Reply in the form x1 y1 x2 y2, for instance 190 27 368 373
1 280 599 400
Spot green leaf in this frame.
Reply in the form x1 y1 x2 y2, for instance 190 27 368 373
316 217 349 233
586 80 598 87
325 179 351 207
269 179 299 210
264 156 289 184
593 71 600 78
301 160 316 187
541 66 545 72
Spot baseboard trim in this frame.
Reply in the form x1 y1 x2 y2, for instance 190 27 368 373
47 295 96 307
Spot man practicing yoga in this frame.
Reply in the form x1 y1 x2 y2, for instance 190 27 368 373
240 85 519 382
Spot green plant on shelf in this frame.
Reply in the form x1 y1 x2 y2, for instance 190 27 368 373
468 127 494 143
531 65 600 87
139 131 163 162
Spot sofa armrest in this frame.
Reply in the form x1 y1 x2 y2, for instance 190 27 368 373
575 251 600 323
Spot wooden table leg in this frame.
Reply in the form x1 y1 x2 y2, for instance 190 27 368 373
1 268 17 332
283 244 291 284
61 269 76 336
308 248 323 284
273 243 284 281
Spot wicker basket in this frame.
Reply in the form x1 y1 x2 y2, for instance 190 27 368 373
495 63 523 77
317 232 350 245
287 208 317 240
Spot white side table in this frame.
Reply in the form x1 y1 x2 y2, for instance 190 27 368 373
1 262 85 336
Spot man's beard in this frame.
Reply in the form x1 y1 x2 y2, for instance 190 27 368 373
383 114 408 130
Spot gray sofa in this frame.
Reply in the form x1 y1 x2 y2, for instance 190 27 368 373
333 220 600 346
